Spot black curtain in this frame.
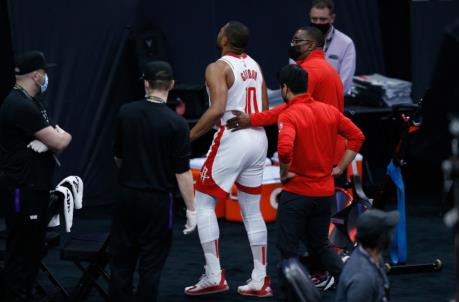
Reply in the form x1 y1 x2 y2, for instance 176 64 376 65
138 0 384 88
8 0 143 204
378 0 411 81
410 0 459 99
0 0 14 103
334 0 385 75
7 0 385 204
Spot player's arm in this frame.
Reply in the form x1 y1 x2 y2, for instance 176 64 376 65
190 62 228 142
34 126 72 153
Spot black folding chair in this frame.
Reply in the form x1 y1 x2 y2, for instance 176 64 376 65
0 228 69 300
279 258 322 302
60 232 110 301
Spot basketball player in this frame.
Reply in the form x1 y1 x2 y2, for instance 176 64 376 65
184 21 272 297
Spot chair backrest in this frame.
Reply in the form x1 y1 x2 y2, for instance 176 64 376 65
279 258 322 302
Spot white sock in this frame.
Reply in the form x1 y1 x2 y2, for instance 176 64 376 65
195 191 222 278
238 190 268 281
202 240 221 278
251 245 267 281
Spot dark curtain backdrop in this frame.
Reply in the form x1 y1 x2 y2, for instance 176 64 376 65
139 0 384 88
8 0 142 203
7 0 384 204
410 0 459 99
0 0 14 103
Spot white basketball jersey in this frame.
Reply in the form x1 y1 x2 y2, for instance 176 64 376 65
215 54 264 124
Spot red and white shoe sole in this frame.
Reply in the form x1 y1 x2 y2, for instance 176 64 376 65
237 288 273 298
185 285 229 296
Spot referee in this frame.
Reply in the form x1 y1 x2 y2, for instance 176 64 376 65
109 61 196 302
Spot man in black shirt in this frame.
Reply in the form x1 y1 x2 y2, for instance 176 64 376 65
0 50 72 301
110 60 196 302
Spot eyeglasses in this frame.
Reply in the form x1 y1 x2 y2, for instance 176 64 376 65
290 39 313 47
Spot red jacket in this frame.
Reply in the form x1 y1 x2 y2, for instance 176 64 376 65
297 49 343 112
250 50 345 163
278 94 364 197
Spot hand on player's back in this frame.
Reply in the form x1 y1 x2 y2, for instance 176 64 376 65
226 111 251 131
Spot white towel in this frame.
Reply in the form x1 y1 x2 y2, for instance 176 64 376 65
48 213 60 228
58 176 83 209
50 186 74 232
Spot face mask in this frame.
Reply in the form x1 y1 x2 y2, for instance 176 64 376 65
311 22 331 35
281 86 289 103
288 45 302 61
40 73 49 93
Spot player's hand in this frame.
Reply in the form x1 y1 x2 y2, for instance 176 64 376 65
226 111 251 131
331 166 343 177
27 139 49 153
183 209 197 235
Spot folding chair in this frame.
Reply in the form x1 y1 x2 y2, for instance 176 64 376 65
60 232 110 301
0 228 69 300
279 258 321 302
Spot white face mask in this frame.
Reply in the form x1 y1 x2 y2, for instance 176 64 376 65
39 73 49 93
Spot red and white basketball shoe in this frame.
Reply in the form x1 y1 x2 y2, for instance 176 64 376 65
237 276 273 297
184 268 229 296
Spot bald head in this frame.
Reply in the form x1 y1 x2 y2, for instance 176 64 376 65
296 26 325 48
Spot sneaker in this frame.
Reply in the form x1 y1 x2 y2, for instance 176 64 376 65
185 268 229 296
311 272 334 291
237 276 273 297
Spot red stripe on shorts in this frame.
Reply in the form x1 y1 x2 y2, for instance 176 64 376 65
236 182 262 195
195 126 228 199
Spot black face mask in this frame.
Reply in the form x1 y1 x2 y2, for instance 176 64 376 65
288 45 302 61
281 86 289 103
282 92 289 103
311 22 331 35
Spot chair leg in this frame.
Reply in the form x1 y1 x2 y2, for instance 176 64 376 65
40 262 70 298
69 260 109 301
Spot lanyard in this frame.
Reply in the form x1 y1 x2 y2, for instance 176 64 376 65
13 85 60 166
146 95 166 104
14 85 50 124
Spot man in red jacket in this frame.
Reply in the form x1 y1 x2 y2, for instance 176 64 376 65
227 26 345 164
274 64 364 288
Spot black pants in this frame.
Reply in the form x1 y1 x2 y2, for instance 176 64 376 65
0 184 49 302
109 186 173 302
276 191 343 278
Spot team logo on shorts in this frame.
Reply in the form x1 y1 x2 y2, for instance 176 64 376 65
200 166 210 183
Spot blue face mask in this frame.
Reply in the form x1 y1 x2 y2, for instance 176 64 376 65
40 73 49 93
